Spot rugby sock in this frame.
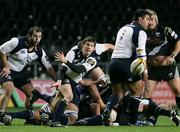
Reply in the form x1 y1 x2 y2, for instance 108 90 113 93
106 94 120 110
53 98 69 122
8 110 34 119
128 97 140 124
59 115 69 125
83 115 104 125
148 99 171 117
175 96 180 109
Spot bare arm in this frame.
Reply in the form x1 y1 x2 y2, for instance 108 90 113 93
0 51 10 77
103 43 114 52
46 66 57 81
0 51 8 68
163 40 180 65
171 40 180 58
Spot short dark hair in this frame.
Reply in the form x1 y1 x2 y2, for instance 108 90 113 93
82 36 96 47
133 9 150 21
26 26 43 37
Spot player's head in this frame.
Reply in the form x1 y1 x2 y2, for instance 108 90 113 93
81 36 96 57
146 9 158 30
133 9 150 30
77 40 83 49
26 26 43 46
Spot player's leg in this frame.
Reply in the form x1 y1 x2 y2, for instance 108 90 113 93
64 103 78 125
143 80 158 98
50 84 73 124
88 84 105 110
19 82 34 109
0 81 14 112
168 77 180 109
128 80 144 97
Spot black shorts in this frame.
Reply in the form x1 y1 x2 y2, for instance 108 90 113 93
148 64 179 81
108 58 142 84
0 64 31 88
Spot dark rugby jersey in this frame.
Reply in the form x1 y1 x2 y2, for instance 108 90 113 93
62 49 97 83
146 25 180 57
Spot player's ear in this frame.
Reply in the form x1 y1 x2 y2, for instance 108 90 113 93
26 34 31 41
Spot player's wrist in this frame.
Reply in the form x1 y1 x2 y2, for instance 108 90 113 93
170 52 178 58
170 53 175 58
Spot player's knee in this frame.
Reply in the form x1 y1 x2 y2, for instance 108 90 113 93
64 110 78 125
64 94 73 102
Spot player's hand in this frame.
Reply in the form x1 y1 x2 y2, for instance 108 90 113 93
55 52 67 63
50 80 62 90
97 76 108 87
162 56 176 65
0 67 10 78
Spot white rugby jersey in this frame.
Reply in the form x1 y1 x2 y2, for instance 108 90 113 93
111 22 147 60
63 49 97 83
70 43 106 55
0 37 52 72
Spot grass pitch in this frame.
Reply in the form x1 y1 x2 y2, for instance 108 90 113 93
0 108 179 132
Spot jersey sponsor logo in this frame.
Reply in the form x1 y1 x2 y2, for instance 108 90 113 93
20 49 26 54
168 72 173 78
155 32 160 37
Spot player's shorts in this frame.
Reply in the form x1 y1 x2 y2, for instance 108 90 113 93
148 64 179 81
109 58 142 84
0 63 31 88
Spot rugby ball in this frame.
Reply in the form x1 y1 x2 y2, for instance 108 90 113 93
130 58 145 76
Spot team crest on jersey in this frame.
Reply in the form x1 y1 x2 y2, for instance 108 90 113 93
86 58 95 66
45 56 49 61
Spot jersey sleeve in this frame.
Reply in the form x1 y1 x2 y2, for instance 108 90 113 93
40 49 53 69
70 45 78 51
0 38 19 54
136 31 147 60
66 50 75 63
95 43 106 55
165 27 180 43
82 57 97 72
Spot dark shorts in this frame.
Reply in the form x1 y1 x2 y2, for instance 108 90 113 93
0 64 31 88
148 64 179 81
108 58 142 84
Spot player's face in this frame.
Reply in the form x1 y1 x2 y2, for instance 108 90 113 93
30 31 42 46
139 15 150 30
148 15 157 30
82 41 95 57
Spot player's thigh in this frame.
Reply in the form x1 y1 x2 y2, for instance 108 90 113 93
59 84 73 101
111 83 125 96
89 67 105 80
128 80 144 96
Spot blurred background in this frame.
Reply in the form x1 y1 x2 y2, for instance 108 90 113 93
0 0 179 79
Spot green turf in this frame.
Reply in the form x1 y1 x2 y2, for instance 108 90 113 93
0 109 179 132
